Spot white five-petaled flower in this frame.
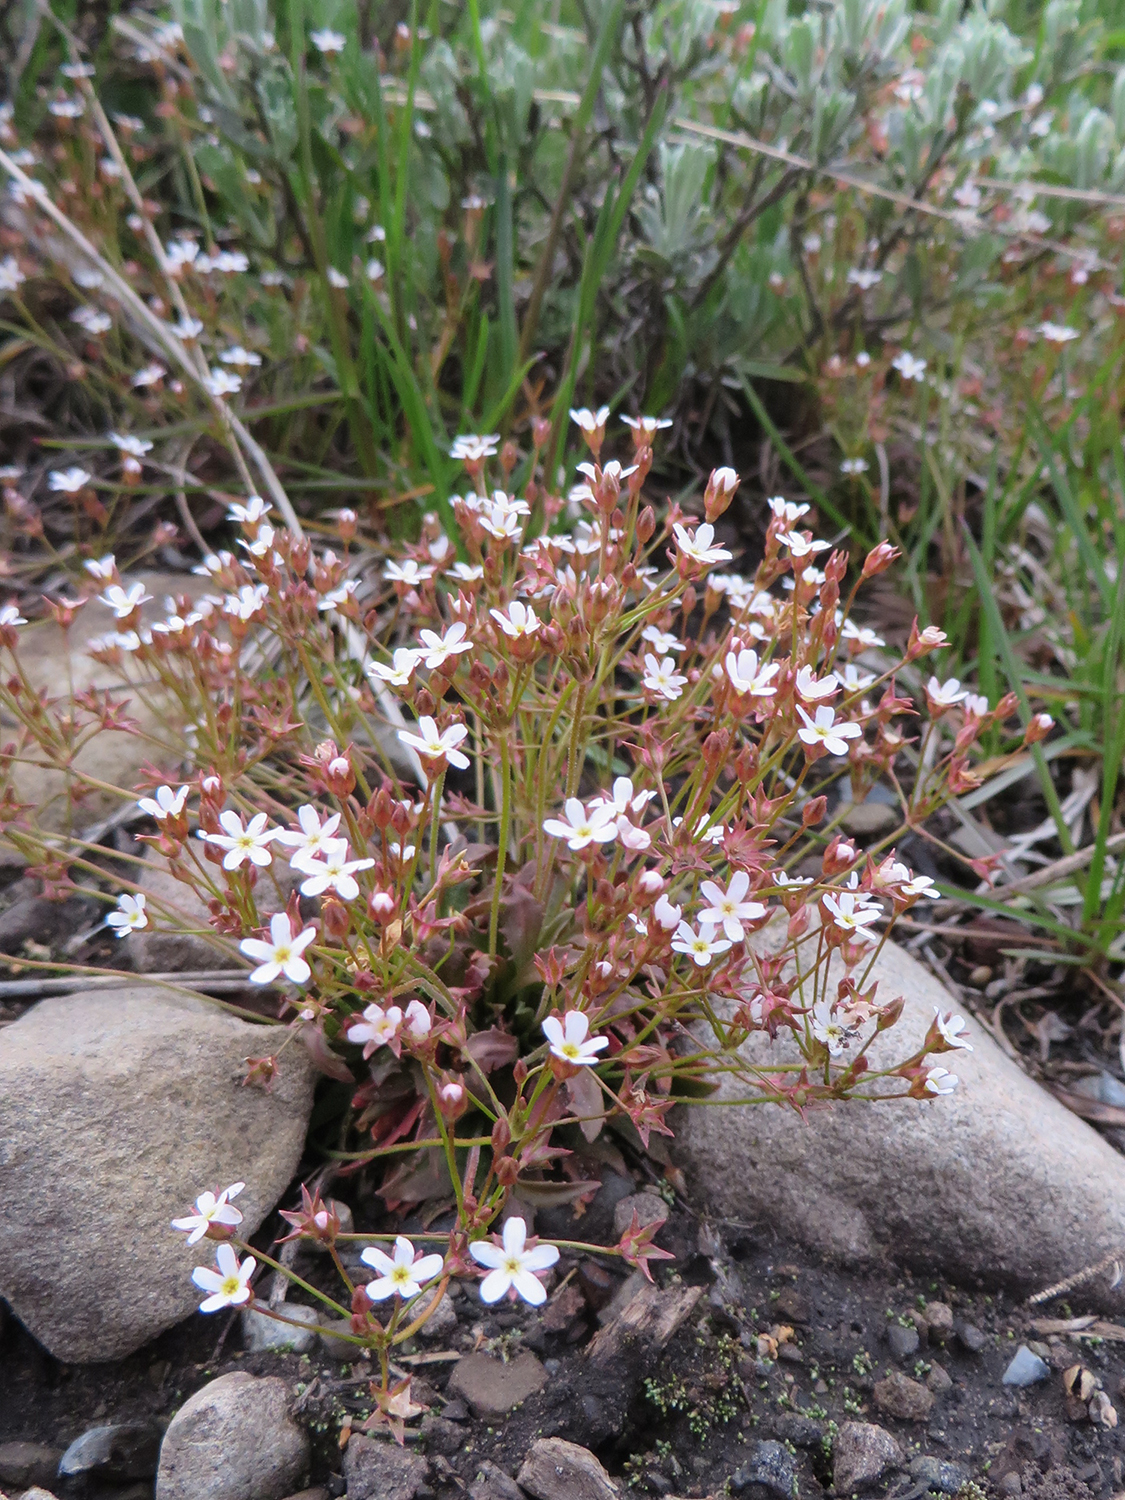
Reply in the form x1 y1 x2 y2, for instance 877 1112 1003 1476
132 363 166 388
542 1011 609 1067
48 467 91 493
469 1217 559 1306
795 664 839 701
106 892 147 937
902 874 939 900
935 1009 974 1051
219 345 262 368
240 912 317 984
397 715 471 770
847 267 882 290
671 920 733 968
840 457 869 475
228 496 270 526
311 27 347 53
570 405 610 436
275 805 342 864
725 648 779 697
450 433 500 462
698 871 767 942
592 777 655 818
192 1241 256 1312
491 601 541 638
384 558 435 587
641 625 683 654
172 1182 245 1245
361 1236 445 1301
892 351 927 381
1037 321 1079 344
796 705 862 757
927 676 968 708
622 414 672 437
811 998 850 1056
171 315 203 339
109 432 153 458
0 604 27 627
200 809 277 869
672 521 733 568
204 367 241 396
98 581 152 618
297 839 375 901
780 530 831 560
841 619 886 648
0 255 26 292
821 887 882 937
642 653 687 701
767 496 810 525
367 648 422 687
417 621 473 669
542 798 618 852
137 784 189 820
924 1066 959 1095
347 1003 404 1054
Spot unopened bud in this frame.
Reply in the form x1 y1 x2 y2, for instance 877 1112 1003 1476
368 889 396 922
704 466 739 522
336 508 358 541
322 897 351 938
1024 711 1054 744
801 795 827 827
824 548 850 584
491 1117 512 1153
531 416 552 450
861 540 899 579
637 869 664 898
637 506 656 544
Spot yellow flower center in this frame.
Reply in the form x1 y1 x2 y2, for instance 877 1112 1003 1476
219 1273 241 1297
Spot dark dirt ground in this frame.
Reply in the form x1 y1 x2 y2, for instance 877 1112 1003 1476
3 1175 1125 1500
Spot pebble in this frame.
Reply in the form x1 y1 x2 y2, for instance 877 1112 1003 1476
926 1362 953 1394
833 1422 904 1494
517 1437 619 1500
612 1192 669 1239
731 1440 796 1499
1002 1345 1051 1387
957 1323 987 1354
0 1441 62 1489
469 1460 527 1500
998 1474 1022 1497
58 1423 161 1480
886 1323 920 1361
419 1416 464 1455
155 1371 309 1500
343 1436 429 1500
873 1369 935 1421
318 1317 367 1362
416 1287 460 1341
924 1302 954 1343
243 1303 320 1354
909 1455 972 1494
448 1351 548 1419
772 1412 823 1447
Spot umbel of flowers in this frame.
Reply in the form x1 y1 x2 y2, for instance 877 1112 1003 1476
0 414 1047 1438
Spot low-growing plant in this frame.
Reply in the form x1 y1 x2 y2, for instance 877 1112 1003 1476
0 412 1055 1435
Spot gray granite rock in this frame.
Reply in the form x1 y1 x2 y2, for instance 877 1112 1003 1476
833 1422 903 1494
680 937 1125 1302
0 988 314 1361
343 1435 429 1500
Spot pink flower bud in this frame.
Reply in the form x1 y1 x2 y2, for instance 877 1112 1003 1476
704 466 739 522
637 870 665 898
368 890 396 922
1024 712 1054 744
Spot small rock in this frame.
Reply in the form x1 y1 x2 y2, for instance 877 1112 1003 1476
155 1371 309 1500
280 1491 330 1500
0 1441 62 1489
541 1283 588 1334
612 1192 669 1239
923 1302 954 1343
469 1460 527 1500
840 800 898 837
926 1362 953 1394
517 1438 619 1500
731 1440 796 1499
19 1489 61 1500
343 1435 428 1500
886 1323 920 1361
957 1322 986 1354
772 1285 810 1324
58 1423 161 1480
1002 1345 1050 1387
318 1318 366 1362
909 1455 971 1495
416 1287 459 1341
441 1399 470 1422
998 1474 1022 1497
873 1369 934 1421
833 1422 904 1494
243 1303 320 1353
773 1412 822 1447
419 1416 464 1455
448 1351 548 1419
